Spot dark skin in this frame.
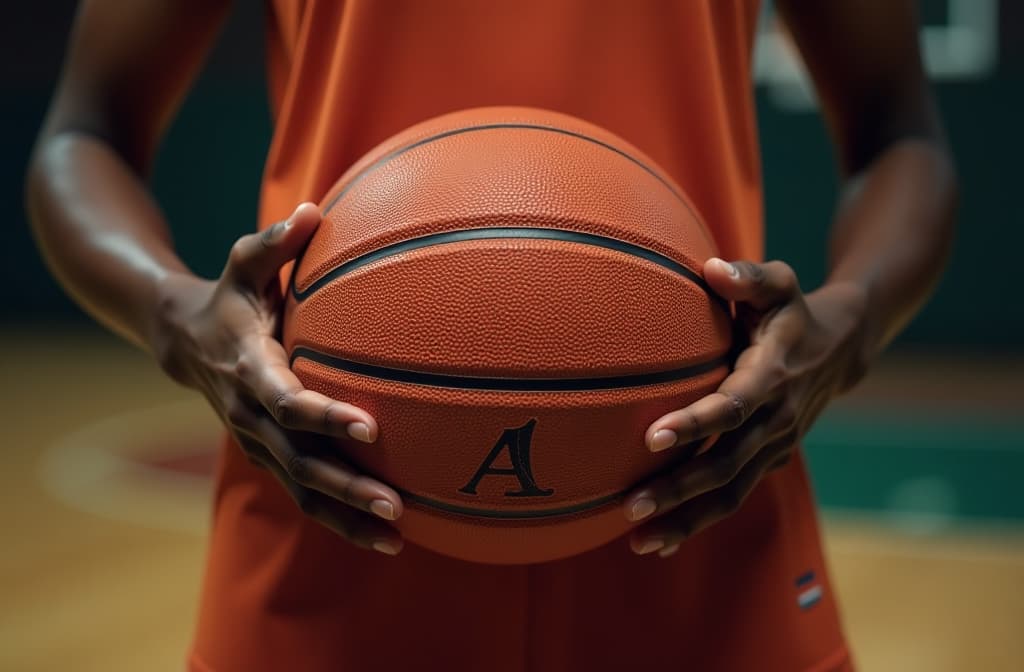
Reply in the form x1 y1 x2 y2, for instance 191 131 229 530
624 0 958 557
27 0 403 556
28 0 956 559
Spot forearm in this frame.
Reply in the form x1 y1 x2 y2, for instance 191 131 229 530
823 137 957 369
26 131 194 352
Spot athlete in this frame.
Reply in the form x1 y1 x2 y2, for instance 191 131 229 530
27 1 956 670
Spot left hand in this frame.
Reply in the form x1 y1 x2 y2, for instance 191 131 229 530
623 257 869 557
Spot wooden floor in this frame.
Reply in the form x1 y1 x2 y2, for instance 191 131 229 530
1 328 1022 671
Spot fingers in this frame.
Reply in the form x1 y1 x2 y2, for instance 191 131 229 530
236 334 378 443
704 258 801 312
234 433 404 556
621 256 811 557
628 435 793 555
627 411 773 523
646 361 779 452
242 414 401 519
223 202 321 291
646 261 806 454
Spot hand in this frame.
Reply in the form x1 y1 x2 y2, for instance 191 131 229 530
623 258 869 557
152 203 404 555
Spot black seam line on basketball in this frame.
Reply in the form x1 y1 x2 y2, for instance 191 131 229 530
289 347 729 391
397 489 622 519
290 227 724 317
320 123 704 237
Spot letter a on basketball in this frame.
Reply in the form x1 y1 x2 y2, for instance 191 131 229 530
459 419 554 497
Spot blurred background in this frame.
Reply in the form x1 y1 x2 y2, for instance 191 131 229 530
2 1 1022 670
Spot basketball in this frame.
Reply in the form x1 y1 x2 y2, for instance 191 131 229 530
282 106 732 564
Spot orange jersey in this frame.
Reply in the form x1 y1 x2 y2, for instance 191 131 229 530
189 2 852 670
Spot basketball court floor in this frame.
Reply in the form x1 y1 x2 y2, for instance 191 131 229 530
2 327 1022 671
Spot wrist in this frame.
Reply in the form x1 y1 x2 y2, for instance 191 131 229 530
806 280 872 393
149 271 215 382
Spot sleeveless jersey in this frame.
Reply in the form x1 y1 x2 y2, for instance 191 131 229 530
188 2 853 670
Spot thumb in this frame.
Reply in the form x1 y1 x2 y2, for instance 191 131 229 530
704 258 801 312
224 202 321 290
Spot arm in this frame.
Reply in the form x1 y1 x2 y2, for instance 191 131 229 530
623 0 957 555
26 0 403 554
27 0 231 350
779 0 957 367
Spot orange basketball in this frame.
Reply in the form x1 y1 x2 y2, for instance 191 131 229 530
282 107 731 564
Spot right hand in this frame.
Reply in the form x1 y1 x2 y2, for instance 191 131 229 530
152 202 404 555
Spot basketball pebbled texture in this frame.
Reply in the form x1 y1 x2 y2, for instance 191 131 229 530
283 106 732 564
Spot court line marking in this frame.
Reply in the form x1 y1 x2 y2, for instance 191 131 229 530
37 399 218 536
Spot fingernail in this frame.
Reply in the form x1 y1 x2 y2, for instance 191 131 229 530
658 543 681 558
650 429 677 452
636 538 666 555
293 201 320 222
370 499 396 521
629 497 657 522
372 540 401 556
712 257 739 278
347 422 372 443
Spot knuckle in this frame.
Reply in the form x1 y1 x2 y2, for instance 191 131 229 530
224 396 252 429
766 360 789 386
335 476 360 509
285 454 313 485
684 409 702 440
228 236 253 269
321 402 339 430
721 391 750 429
233 354 253 382
271 391 297 427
